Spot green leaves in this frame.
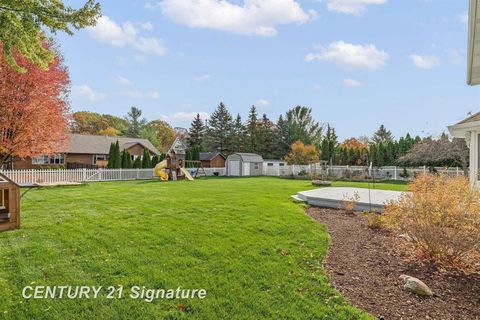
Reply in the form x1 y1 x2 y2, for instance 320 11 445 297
0 0 101 72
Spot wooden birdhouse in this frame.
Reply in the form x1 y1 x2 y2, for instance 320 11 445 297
0 173 20 231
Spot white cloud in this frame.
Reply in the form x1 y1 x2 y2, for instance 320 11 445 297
255 99 271 106
305 41 389 70
116 76 134 86
88 16 167 56
154 0 316 37
343 78 363 87
160 112 210 122
120 90 160 99
409 54 440 69
193 74 211 81
72 85 106 102
141 22 154 30
326 0 387 15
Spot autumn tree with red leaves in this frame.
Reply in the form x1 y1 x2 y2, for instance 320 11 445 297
0 44 70 168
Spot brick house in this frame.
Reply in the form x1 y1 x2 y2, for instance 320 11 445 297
12 134 161 169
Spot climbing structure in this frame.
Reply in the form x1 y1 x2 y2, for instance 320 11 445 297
0 173 20 232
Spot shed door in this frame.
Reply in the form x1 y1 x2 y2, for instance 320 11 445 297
243 163 250 176
229 160 240 176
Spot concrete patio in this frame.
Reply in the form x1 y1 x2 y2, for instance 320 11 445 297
293 187 406 212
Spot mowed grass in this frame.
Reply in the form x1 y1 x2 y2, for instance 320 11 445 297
0 177 402 320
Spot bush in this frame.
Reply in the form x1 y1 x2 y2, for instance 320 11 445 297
384 174 480 267
363 210 383 229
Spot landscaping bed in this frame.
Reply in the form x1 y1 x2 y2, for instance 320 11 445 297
307 207 480 320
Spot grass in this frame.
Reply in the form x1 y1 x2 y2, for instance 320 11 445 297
0 177 403 319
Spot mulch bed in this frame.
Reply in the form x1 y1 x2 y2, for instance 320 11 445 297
306 207 480 320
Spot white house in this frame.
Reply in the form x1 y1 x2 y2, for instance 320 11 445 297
448 112 480 186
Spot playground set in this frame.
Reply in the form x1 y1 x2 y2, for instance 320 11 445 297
0 172 20 231
154 137 206 181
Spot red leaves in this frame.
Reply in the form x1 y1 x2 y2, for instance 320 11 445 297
0 44 70 161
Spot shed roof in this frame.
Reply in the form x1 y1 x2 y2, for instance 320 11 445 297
200 152 225 161
230 153 264 163
65 134 160 155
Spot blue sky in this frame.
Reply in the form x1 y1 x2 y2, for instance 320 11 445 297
59 0 479 140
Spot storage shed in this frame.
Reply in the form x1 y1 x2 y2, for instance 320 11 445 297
200 152 226 168
0 173 20 232
227 153 264 176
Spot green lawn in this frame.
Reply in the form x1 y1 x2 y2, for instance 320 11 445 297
0 177 402 319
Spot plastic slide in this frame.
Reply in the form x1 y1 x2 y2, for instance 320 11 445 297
154 160 169 181
180 167 194 181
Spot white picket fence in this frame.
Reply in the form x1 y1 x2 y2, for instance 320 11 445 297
0 167 228 186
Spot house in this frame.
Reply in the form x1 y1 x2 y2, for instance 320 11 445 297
12 134 161 169
200 152 226 168
226 153 264 176
448 112 480 186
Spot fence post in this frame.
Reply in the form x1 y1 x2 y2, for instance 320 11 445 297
423 165 427 174
83 168 87 182
394 166 397 181
136 168 140 180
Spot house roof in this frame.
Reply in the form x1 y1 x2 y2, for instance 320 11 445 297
200 152 226 161
64 134 161 155
230 153 264 163
455 112 480 125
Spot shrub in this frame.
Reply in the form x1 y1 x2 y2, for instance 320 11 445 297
341 191 360 214
363 210 383 229
384 174 480 267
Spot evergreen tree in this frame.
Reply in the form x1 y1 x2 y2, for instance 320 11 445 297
107 142 115 168
151 155 159 167
125 106 147 138
230 114 246 153
372 124 393 144
187 113 206 149
121 150 133 168
245 105 259 153
142 149 152 168
276 114 291 158
113 141 121 168
133 156 142 169
321 125 338 163
207 102 233 153
257 114 278 159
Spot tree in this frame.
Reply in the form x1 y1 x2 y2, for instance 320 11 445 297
125 106 146 138
0 1 101 72
245 105 259 153
372 124 393 144
320 125 338 163
398 135 469 173
132 156 142 169
107 141 121 169
282 106 323 146
121 150 132 168
285 141 319 165
257 114 278 159
207 102 233 153
71 111 128 136
107 143 116 169
0 44 70 167
142 149 152 168
147 120 176 152
139 124 160 150
276 114 291 158
98 127 120 137
187 113 205 149
230 114 246 153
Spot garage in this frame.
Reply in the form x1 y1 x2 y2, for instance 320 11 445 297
227 153 264 177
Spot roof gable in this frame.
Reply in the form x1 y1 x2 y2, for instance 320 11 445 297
200 152 226 161
64 134 161 155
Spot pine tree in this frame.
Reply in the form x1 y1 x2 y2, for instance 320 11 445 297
187 113 205 149
245 105 258 153
276 115 291 158
121 150 128 168
151 155 159 167
113 141 121 168
133 156 142 169
230 114 246 153
142 149 152 168
107 142 116 168
257 114 277 159
207 102 233 153
125 106 147 138
372 124 393 144
126 151 133 168
321 125 338 163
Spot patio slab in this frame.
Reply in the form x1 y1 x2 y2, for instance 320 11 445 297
293 187 406 212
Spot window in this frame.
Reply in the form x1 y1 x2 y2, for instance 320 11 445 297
32 154 65 165
267 163 274 167
279 163 285 167
93 154 108 164
254 163 259 170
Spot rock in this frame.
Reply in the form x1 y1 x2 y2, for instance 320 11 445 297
312 180 332 187
400 275 433 297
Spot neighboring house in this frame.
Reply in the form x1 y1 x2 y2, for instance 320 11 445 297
12 134 161 169
448 112 480 186
200 152 226 168
226 153 264 176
